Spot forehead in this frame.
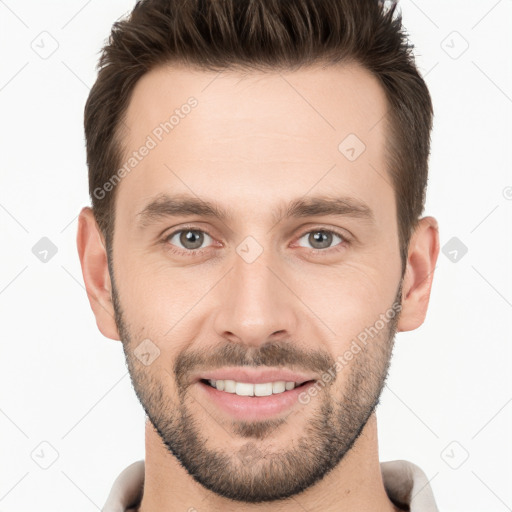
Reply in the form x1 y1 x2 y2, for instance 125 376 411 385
116 61 393 226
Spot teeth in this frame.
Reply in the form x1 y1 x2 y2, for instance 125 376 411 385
207 379 301 396
236 382 254 396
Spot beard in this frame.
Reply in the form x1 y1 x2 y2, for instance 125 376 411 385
110 267 402 503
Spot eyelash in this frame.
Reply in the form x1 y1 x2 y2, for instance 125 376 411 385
161 225 350 258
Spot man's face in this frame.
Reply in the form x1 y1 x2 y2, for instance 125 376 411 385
109 62 404 502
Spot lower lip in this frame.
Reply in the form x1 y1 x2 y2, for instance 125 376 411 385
196 380 316 421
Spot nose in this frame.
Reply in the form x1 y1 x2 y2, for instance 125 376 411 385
212 246 299 348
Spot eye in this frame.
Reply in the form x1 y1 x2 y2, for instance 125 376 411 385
162 226 349 258
295 229 346 251
165 228 213 254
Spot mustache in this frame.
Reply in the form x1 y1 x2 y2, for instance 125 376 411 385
174 339 335 387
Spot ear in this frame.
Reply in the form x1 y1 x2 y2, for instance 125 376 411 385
76 207 121 341
397 216 440 332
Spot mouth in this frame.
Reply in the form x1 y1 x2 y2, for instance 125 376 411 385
196 378 317 421
200 378 314 396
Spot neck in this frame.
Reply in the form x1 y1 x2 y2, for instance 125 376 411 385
137 413 401 512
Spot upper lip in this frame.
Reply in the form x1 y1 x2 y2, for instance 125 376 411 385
193 368 317 385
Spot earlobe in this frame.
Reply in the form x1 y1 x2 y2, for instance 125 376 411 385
397 216 440 333
76 207 121 341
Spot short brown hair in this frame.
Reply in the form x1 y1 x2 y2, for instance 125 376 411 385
84 0 433 271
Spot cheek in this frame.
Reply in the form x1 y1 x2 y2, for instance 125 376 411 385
114 253 192 328
114 258 217 369
293 261 399 341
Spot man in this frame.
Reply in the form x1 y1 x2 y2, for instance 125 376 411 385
77 0 440 510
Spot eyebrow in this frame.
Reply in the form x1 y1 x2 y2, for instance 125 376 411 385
136 193 375 228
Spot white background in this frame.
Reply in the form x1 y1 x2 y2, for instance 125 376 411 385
0 1 511 511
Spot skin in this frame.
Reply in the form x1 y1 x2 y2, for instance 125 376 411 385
77 61 439 511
